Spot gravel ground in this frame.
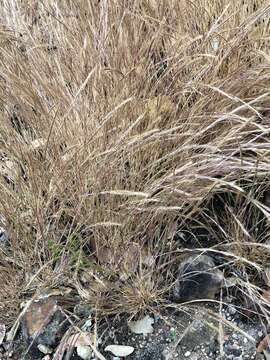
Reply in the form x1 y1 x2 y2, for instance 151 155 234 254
100 303 267 360
0 263 268 360
0 301 267 360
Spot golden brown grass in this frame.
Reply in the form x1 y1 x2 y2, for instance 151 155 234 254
0 0 270 325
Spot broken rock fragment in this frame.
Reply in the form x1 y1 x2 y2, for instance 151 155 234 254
128 315 154 335
21 296 69 358
173 254 224 302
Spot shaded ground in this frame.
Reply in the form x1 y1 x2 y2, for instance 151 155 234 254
102 305 265 360
2 301 266 360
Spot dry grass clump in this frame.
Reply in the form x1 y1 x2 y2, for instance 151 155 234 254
0 0 270 324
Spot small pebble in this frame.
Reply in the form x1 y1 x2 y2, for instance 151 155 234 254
228 306 237 315
42 356 51 360
37 344 53 355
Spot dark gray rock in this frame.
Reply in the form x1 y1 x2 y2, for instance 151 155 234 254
178 316 219 353
173 254 224 302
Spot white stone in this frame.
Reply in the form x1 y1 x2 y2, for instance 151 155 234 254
128 315 154 335
105 345 134 357
37 344 53 354
77 345 92 360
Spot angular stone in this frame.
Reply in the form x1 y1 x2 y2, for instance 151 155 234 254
180 317 218 350
21 296 69 358
173 254 224 302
